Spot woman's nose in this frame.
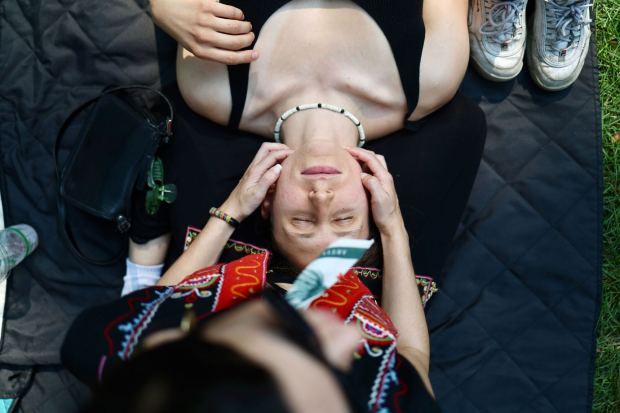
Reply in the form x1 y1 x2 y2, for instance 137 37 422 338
308 187 334 204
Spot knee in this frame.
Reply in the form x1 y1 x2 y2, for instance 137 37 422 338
415 52 470 119
417 80 460 118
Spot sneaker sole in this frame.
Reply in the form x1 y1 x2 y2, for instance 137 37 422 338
526 36 589 92
470 54 523 82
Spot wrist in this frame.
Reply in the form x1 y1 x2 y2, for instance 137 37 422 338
377 211 405 235
218 199 246 223
379 225 409 246
209 207 241 229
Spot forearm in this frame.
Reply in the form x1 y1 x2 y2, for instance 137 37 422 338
380 220 430 372
157 143 289 286
158 215 236 286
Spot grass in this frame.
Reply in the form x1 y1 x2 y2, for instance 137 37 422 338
594 0 620 411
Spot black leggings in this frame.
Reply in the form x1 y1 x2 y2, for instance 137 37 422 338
131 87 486 277
367 93 486 276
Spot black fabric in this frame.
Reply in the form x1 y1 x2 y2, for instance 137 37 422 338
0 0 176 410
226 0 425 127
424 48 602 412
129 86 263 259
7 366 90 413
0 1 600 412
0 366 32 400
61 253 440 412
130 87 485 279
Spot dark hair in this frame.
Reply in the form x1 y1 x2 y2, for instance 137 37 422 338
83 335 290 413
354 225 383 269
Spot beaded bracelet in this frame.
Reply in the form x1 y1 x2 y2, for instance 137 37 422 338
209 207 240 228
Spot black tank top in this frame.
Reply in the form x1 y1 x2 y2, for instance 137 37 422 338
227 0 426 128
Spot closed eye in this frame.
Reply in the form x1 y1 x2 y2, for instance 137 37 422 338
292 218 314 228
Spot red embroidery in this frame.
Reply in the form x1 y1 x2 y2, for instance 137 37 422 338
213 253 269 312
310 271 366 318
311 270 399 342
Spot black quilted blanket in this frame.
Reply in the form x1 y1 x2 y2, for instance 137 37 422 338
0 1 601 412
427 44 601 411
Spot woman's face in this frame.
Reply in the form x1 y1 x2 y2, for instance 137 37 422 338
264 138 370 268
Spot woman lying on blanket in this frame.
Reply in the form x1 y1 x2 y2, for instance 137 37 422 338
62 144 440 412
125 0 485 290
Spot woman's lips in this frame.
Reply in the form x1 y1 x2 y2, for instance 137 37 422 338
301 166 342 175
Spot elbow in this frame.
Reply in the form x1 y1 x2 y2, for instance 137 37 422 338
397 344 435 397
397 344 430 375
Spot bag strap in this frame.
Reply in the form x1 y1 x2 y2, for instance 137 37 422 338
54 85 173 266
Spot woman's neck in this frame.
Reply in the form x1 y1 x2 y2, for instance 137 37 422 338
279 105 359 149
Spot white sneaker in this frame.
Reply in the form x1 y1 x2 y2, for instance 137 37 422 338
527 0 593 91
469 0 528 81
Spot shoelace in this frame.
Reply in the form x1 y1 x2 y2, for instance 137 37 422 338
545 0 592 53
480 0 527 45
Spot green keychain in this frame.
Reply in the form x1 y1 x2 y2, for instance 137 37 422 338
145 157 177 215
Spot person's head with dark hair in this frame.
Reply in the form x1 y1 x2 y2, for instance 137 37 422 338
84 295 364 413
84 338 290 413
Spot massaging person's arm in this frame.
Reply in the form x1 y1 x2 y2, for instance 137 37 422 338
150 0 258 65
348 147 434 394
126 143 289 289
157 143 292 286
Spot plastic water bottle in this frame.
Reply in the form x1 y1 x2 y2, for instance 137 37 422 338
0 224 39 283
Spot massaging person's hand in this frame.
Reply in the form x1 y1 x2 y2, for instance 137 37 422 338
150 0 258 65
159 143 290 286
347 147 404 234
221 143 292 221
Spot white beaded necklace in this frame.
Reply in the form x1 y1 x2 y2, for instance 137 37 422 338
273 103 366 147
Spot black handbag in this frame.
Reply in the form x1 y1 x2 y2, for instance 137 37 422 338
54 85 176 265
